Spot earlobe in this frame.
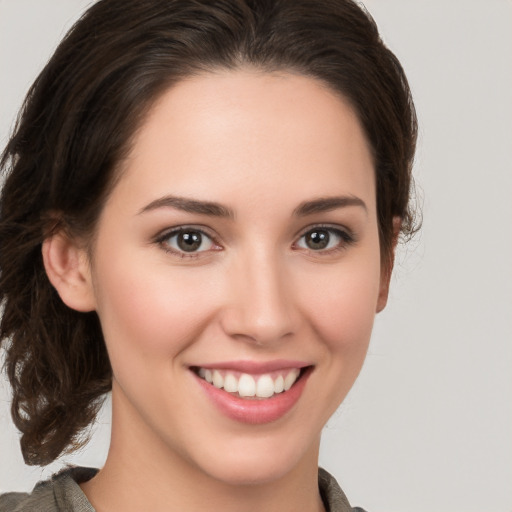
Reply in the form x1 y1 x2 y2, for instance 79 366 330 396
42 232 96 312
376 216 401 313
376 268 391 313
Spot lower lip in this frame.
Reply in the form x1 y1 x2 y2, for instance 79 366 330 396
194 368 312 424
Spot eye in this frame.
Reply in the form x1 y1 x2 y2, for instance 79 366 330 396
158 227 217 255
295 226 353 252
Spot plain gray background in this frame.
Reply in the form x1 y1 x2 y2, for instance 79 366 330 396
1 1 511 511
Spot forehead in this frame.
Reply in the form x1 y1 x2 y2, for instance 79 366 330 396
111 69 375 215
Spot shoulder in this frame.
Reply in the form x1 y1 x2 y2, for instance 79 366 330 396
0 478 58 512
0 467 97 512
318 467 368 512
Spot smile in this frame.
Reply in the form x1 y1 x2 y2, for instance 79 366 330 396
196 367 301 399
191 362 313 424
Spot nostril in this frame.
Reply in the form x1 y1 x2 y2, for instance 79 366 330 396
222 303 297 346
219 266 297 344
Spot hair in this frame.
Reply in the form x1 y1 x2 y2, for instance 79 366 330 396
0 0 418 466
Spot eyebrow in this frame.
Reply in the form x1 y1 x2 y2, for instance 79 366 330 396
138 194 366 219
293 195 367 216
138 195 234 218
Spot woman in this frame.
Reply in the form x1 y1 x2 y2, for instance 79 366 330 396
0 0 417 510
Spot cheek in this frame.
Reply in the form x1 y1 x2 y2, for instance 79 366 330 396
91 253 220 376
297 254 382 357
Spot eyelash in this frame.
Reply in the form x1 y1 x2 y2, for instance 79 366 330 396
154 224 356 259
294 224 356 255
154 226 220 259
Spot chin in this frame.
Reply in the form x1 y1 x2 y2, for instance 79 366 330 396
202 457 301 487
185 430 321 487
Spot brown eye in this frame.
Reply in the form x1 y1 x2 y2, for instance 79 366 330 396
296 227 353 252
305 229 330 250
161 228 215 254
177 231 203 252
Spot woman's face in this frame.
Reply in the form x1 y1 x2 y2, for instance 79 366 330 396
84 70 388 484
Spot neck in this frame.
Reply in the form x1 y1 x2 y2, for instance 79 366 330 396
81 388 325 512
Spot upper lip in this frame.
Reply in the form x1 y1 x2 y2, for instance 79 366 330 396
190 359 312 374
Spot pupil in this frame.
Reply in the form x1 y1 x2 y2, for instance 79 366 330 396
178 232 202 252
307 230 329 250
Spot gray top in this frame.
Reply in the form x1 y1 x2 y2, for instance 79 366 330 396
0 466 365 512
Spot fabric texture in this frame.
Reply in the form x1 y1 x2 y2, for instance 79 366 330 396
0 466 365 512
0 467 97 512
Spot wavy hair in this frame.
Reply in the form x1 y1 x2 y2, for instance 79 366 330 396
0 0 418 465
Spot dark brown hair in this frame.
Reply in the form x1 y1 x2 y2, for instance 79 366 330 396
0 0 418 466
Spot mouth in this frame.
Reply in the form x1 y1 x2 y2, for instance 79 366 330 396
190 361 312 424
191 366 307 400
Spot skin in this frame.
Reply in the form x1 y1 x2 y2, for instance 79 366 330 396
44 69 394 512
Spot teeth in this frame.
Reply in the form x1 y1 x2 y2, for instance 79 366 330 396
284 369 300 391
197 367 302 398
238 374 256 397
223 373 238 393
274 375 284 394
212 370 224 389
256 375 275 398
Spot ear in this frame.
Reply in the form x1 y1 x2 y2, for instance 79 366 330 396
376 217 401 313
42 231 96 312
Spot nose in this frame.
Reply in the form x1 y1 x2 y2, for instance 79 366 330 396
220 250 297 346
